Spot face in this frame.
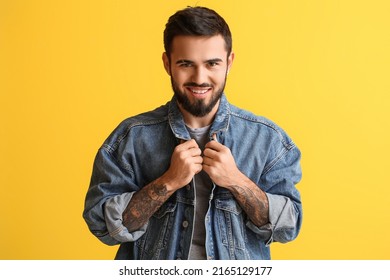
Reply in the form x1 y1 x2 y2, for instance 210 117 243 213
163 35 234 117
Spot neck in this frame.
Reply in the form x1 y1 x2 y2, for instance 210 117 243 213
178 100 220 129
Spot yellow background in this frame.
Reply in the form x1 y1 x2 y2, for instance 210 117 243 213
1 0 389 259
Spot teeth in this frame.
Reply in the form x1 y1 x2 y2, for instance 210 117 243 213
190 89 208 94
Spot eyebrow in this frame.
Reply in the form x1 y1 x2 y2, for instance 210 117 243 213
175 58 224 65
206 58 224 64
175 59 193 65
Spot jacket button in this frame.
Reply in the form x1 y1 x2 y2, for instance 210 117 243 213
182 220 189 228
186 185 191 190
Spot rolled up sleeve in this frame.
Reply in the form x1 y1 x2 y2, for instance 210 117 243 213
83 146 146 246
247 144 303 245
247 193 300 245
104 192 148 242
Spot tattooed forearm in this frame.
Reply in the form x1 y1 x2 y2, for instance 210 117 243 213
122 182 171 232
230 184 269 227
148 183 169 201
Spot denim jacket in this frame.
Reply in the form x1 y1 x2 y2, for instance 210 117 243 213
83 94 302 260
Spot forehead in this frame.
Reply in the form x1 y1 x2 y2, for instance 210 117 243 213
170 35 228 60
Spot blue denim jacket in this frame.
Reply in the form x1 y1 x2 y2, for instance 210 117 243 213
83 94 302 260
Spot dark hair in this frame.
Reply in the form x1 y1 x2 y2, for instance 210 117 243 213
163 6 232 57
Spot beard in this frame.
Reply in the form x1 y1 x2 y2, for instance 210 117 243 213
171 76 227 118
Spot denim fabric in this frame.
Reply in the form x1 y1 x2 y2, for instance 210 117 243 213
83 94 303 260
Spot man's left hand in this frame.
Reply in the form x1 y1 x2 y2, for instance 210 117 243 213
202 136 244 188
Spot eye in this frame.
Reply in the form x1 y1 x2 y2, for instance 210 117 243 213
208 61 219 67
179 62 193 68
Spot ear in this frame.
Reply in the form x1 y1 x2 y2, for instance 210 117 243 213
227 51 235 74
162 52 171 75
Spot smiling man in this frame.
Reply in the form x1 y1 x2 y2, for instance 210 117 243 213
83 6 303 260
165 35 232 125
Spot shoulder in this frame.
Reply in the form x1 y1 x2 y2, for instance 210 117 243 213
103 102 170 152
120 102 169 128
228 103 296 150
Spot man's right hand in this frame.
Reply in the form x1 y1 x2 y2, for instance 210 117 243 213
162 139 203 191
123 139 203 232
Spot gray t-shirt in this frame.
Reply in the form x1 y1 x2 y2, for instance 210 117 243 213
186 125 212 260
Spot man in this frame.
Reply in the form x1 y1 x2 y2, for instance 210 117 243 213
83 6 302 260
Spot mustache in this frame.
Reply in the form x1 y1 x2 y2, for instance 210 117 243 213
184 82 213 88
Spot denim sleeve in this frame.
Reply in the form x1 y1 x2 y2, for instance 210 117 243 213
83 146 146 245
247 145 303 245
247 194 300 245
104 193 148 242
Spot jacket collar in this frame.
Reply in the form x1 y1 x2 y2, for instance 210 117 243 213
168 94 231 141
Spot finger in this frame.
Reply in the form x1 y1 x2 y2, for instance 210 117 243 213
176 139 199 151
193 155 204 164
202 164 214 177
203 147 218 159
186 139 199 148
212 133 218 142
205 139 222 151
194 163 203 174
179 150 202 165
202 156 214 166
188 146 202 157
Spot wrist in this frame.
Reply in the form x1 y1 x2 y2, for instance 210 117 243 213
158 172 181 193
227 170 248 188
222 170 256 193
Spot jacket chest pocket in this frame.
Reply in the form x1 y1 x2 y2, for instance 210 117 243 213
137 201 177 259
215 197 247 250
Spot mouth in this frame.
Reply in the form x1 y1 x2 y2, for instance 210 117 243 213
186 87 212 98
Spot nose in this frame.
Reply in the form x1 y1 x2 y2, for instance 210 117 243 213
191 66 207 85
